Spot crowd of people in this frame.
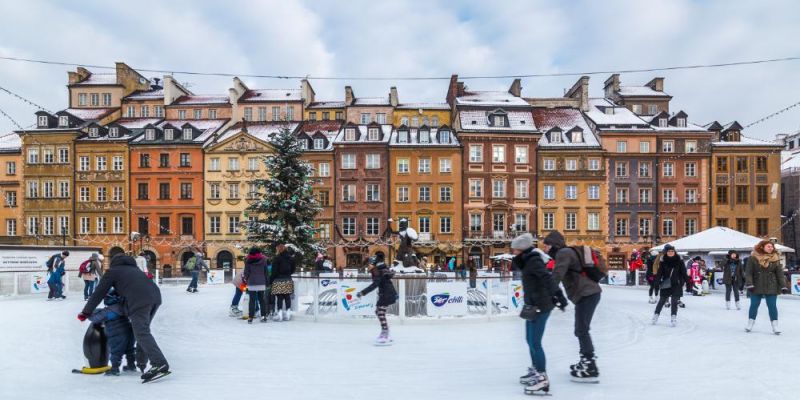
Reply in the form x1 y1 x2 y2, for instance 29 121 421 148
228 243 297 323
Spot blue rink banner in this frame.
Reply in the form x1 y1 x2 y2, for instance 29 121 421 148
338 280 377 316
426 280 468 317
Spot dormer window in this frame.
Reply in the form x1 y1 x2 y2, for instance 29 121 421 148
145 128 155 141
493 115 505 127
677 118 686 128
438 130 451 144
398 130 409 143
109 127 119 138
419 130 430 144
551 131 562 143
314 138 325 149
38 115 49 127
345 128 356 141
182 128 193 140
658 118 667 128
58 116 69 127
89 127 99 138
572 131 583 143
604 107 615 115
368 128 379 141
164 129 174 141
300 139 308 150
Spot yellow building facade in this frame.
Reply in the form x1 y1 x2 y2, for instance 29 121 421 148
0 133 22 244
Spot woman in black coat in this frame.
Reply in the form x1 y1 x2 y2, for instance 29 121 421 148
270 244 296 321
652 244 688 327
242 247 269 323
357 253 397 345
723 250 744 310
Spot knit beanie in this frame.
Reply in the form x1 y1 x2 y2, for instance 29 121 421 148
511 233 534 251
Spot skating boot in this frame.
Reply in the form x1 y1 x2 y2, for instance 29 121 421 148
649 296 655 304
247 318 253 325
735 301 741 310
283 310 292 321
570 355 599 383
520 367 538 385
104 366 120 376
141 364 170 383
122 364 137 373
726 301 731 310
260 315 268 323
771 320 781 335
670 315 677 327
651 313 659 325
273 309 284 322
229 306 243 318
745 319 755 332
374 330 392 346
524 372 550 395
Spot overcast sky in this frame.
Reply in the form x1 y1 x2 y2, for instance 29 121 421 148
1 0 799 139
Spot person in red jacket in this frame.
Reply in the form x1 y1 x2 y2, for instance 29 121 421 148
628 250 643 286
689 261 703 295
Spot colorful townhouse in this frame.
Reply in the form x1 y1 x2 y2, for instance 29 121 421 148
0 133 22 244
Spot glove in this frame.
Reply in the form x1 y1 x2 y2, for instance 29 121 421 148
553 290 568 311
781 287 790 295
356 292 363 299
77 312 89 322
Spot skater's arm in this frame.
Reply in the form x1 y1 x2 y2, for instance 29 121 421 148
359 274 383 296
744 258 754 288
82 271 115 315
550 249 573 286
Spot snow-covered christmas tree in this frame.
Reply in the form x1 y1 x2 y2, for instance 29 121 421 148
245 125 322 263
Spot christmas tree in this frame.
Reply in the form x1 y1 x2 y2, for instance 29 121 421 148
245 125 322 263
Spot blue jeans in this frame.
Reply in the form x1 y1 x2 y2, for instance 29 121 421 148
232 287 243 307
188 271 199 289
83 280 95 299
749 294 778 321
525 310 551 372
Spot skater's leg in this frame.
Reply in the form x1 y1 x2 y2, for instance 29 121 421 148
128 305 167 368
654 291 668 314
257 291 267 317
190 271 199 290
284 293 292 310
574 293 600 357
765 295 778 321
748 294 762 320
84 281 91 299
725 284 732 302
376 306 389 331
670 294 679 316
526 312 551 372
232 287 243 307
733 281 740 302
248 291 257 319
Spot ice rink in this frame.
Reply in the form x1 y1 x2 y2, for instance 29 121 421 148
1 284 797 400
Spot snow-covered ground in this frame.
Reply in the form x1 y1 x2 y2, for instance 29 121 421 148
1 285 797 400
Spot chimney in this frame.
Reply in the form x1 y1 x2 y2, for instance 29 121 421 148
565 76 590 111
301 79 315 107
389 86 399 107
603 74 620 100
508 79 522 97
68 67 91 85
163 75 191 105
152 77 161 89
345 86 355 106
646 77 665 92
446 74 460 107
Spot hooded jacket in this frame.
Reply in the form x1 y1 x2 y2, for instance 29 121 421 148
722 253 744 285
544 231 602 304
243 253 269 288
656 253 688 297
270 251 295 281
513 247 559 312
359 263 397 307
82 255 161 315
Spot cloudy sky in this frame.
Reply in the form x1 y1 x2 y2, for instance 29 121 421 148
1 0 799 139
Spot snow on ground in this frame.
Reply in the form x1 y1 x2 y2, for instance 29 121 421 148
1 285 797 400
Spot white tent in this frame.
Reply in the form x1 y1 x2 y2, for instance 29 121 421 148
651 227 795 254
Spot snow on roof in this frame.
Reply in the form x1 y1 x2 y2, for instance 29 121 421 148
124 88 164 101
352 97 391 106
712 135 782 147
396 102 451 110
617 86 671 97
782 151 800 172
389 126 460 147
333 124 393 144
215 121 299 145
0 133 21 152
110 118 164 129
239 89 302 103
458 109 536 132
298 120 343 134
652 227 794 253
173 95 230 105
307 101 345 109
583 98 651 128
130 119 227 143
532 108 600 148
63 108 117 121
456 91 530 107
73 73 118 86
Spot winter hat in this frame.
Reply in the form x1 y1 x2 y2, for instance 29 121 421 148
542 231 566 248
511 233 535 251
663 244 676 253
248 247 262 256
692 256 702 261
91 253 99 261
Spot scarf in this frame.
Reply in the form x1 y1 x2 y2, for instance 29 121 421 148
751 250 780 268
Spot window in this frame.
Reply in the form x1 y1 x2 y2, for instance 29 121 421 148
42 181 53 198
439 158 452 173
43 148 54 163
164 129 174 141
736 218 749 234
716 218 728 227
663 189 675 203
677 118 686 128
180 183 192 199
658 118 667 128
192 109 201 119
492 179 506 198
685 189 697 203
543 159 556 171
79 156 89 171
616 141 627 153
375 113 386 124
717 186 729 204
515 146 528 163
365 154 381 169
662 219 674 236
469 145 483 163
342 184 355 202
515 180 529 199
645 104 657 115
439 216 452 234
543 213 555 230
308 111 317 121
756 185 768 204
4 191 16 206
418 186 431 202
145 129 155 141
96 187 107 202
412 117 419 127
27 217 39 235
6 161 15 175
493 115 505 127
358 113 372 124
366 184 380 201
396 158 410 174
90 93 99 106
513 213 528 232
137 217 149 236
398 130 409 143
639 218 651 236
638 162 651 178
58 148 69 163
566 184 578 200
639 141 650 153
631 104 642 114
78 93 87 106
367 128 379 141
80 217 90 235
366 217 380 236
208 109 217 119
180 153 191 167
181 217 194 236
432 116 440 126
756 156 768 172
227 157 239 171
492 213 506 234
318 223 331 239
112 156 123 171
182 128 193 141
342 217 356 236
756 219 769 237
470 214 483 232
227 183 239 199
336 111 343 120
139 153 150 168
137 183 148 199
416 217 430 235
397 186 409 202
209 216 220 234
564 212 577 231
27 181 38 198
155 106 164 118
662 162 674 177
27 148 39 164
247 183 258 199
159 183 170 199
616 188 629 203
469 179 483 198
439 186 452 202
492 145 505 163
141 105 150 118
565 159 578 171
96 217 107 234
418 158 431 173
313 138 325 150
588 213 600 231
615 218 628 236
438 129 450 143
662 140 674 153
317 162 330 177
543 184 555 200
588 159 601 171
96 156 107 171
736 186 748 204
6 219 16 236
419 129 430 143
685 140 697 153
112 186 122 202
736 157 748 172
341 154 356 169
109 127 119 138
685 162 696 177
243 107 253 122
588 184 600 200
227 216 240 234
685 218 697 235
615 162 628 177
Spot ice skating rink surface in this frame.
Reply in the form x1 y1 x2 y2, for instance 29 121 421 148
1 285 797 400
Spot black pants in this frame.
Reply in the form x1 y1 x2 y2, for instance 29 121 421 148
275 294 291 311
106 318 135 368
648 280 658 296
129 304 167 369
249 290 266 318
725 281 740 302
574 293 601 358
655 289 680 316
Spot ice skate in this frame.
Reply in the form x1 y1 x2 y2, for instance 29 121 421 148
745 319 755 332
122 364 137 373
229 306 243 318
651 313 659 325
374 330 392 346
524 372 550 396
771 321 781 335
273 310 284 322
260 315 268 323
649 296 655 304
726 301 731 310
283 310 292 321
520 367 539 385
104 367 120 376
735 301 741 310
141 364 170 383
570 355 599 383
670 315 677 327
247 318 253 324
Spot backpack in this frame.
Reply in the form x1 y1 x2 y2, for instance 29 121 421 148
569 246 607 283
79 260 91 276
184 256 197 271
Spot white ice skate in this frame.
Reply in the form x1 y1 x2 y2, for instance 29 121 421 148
229 306 243 318
735 301 741 310
523 372 550 396
273 310 284 322
771 321 781 335
283 310 292 321
745 319 755 332
374 331 393 346
726 302 731 310
649 296 655 304
670 315 677 327
651 313 659 325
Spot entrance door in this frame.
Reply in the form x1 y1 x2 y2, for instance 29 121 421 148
346 253 363 268
142 250 157 271
469 246 483 269
216 251 234 269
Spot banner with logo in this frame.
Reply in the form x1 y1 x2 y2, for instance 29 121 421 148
338 280 377 316
426 280 468 317
206 269 224 285
477 271 505 308
318 273 339 294
606 270 627 286
31 273 49 294
714 272 725 289
791 274 800 296
342 269 359 278
507 280 524 312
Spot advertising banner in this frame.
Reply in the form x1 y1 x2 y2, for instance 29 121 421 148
606 270 627 286
426 280 468 317
206 269 224 285
714 272 725 289
791 274 800 296
338 280 377 316
31 273 49 294
318 273 339 294
342 269 359 278
507 280 524 312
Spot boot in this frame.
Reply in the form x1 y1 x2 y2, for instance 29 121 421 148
283 310 292 321
771 320 781 335
519 367 538 385
735 301 741 310
670 315 677 327
260 315 268 323
745 319 755 332
229 305 243 318
524 372 549 395
651 313 659 325
273 309 284 322
649 296 655 304
570 355 599 383
726 302 731 310
104 366 120 376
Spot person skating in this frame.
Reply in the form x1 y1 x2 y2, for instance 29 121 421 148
78 254 169 383
511 233 567 395
270 244 296 321
87 289 136 376
46 250 69 300
744 240 789 334
357 253 397 345
79 253 102 301
242 247 269 324
645 251 661 304
723 250 744 310
543 231 602 383
229 272 245 318
688 261 704 296
651 245 688 327
184 252 207 293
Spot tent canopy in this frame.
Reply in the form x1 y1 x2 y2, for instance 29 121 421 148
651 227 795 254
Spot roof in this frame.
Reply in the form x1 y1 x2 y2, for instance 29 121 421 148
532 108 600 148
352 97 391 106
389 125 460 147
455 91 530 107
131 119 228 144
214 121 300 145
111 118 164 130
712 135 782 148
458 109 536 133
77 119 161 142
333 124 393 144
651 227 794 253
307 101 345 109
0 133 21 153
298 120 343 134
583 98 651 128
124 88 164 101
63 108 117 121
239 89 302 103
173 95 230 106
72 73 118 86
617 86 671 98
396 102 451 110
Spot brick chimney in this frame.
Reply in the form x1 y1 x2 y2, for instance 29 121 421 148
389 86 399 107
301 79 315 107
565 76 590 111
603 74 620 100
68 67 91 85
646 77 665 92
446 74 460 108
508 78 522 97
345 86 355 106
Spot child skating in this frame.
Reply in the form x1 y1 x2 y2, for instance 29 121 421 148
87 289 136 376
357 254 397 346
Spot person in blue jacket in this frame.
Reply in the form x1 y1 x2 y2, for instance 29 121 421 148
88 289 136 376
47 251 69 300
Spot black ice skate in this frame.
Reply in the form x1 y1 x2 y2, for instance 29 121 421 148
570 355 599 383
141 364 170 383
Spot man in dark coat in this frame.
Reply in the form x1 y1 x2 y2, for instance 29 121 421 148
78 254 168 380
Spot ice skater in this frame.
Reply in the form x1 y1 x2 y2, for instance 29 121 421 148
723 250 744 310
243 247 269 324
87 289 136 376
357 253 397 345
645 250 661 304
270 244 296 321
744 240 789 334
651 244 688 327
46 250 69 300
